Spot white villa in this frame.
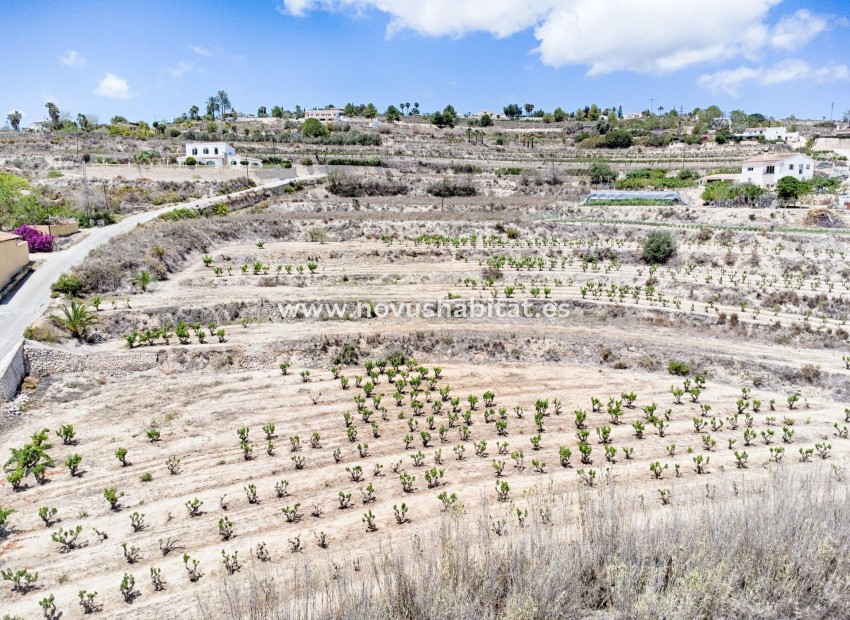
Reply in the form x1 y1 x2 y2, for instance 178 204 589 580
304 108 343 121
177 142 261 167
739 153 814 187
738 126 800 144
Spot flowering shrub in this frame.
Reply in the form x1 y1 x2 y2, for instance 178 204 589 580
13 226 54 252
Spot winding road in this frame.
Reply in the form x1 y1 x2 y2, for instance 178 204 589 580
0 175 322 381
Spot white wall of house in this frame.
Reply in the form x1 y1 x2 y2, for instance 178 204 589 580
184 142 235 166
739 154 814 186
304 109 342 121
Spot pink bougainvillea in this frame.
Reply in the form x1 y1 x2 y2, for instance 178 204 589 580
13 225 55 252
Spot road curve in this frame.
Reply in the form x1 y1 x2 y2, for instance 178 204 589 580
0 174 322 366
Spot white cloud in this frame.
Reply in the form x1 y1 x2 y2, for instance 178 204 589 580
759 58 809 85
189 45 214 57
280 0 814 75
534 0 778 75
94 73 135 99
59 49 86 68
814 63 850 83
282 0 553 37
166 61 194 77
771 9 828 51
698 59 849 96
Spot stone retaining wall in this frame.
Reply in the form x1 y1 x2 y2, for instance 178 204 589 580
24 343 158 377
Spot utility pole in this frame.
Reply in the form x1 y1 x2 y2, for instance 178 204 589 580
830 102 834 121
82 158 91 225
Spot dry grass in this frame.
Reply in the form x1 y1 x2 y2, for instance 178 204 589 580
199 466 850 620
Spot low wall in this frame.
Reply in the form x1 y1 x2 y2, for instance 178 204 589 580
0 342 26 402
25 343 158 378
32 222 79 237
85 164 301 183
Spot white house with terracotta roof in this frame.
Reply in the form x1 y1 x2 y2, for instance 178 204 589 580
739 153 814 187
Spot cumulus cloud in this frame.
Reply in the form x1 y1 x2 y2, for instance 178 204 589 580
533 0 777 74
59 49 86 68
698 59 849 96
277 0 841 75
167 61 194 77
94 73 135 99
770 9 829 51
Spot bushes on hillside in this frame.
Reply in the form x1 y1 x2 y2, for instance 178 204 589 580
327 173 408 197
426 179 477 198
641 231 677 264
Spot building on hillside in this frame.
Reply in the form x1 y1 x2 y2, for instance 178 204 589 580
304 108 343 121
738 126 800 143
25 120 50 132
739 153 814 186
622 112 642 120
0 232 30 293
470 110 504 120
177 142 261 167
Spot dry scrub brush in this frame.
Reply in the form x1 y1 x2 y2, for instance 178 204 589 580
198 466 849 620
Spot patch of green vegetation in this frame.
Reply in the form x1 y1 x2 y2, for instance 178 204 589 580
327 157 382 167
159 208 201 221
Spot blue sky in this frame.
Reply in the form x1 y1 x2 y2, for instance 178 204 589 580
2 0 849 126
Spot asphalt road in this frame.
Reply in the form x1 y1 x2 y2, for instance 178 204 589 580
0 175 320 367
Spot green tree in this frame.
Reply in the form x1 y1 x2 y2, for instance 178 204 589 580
301 118 327 138
553 107 566 122
589 162 616 185
523 103 535 116
45 102 60 129
217 90 231 117
257 106 267 117
187 106 199 121
363 103 378 119
384 105 402 122
776 176 804 206
271 105 284 119
7 111 22 131
641 231 677 264
503 103 522 119
600 129 633 148
479 114 493 127
206 96 220 120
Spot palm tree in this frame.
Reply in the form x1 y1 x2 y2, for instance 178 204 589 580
45 102 60 128
206 96 220 120
7 111 21 131
188 105 200 120
77 113 91 132
132 270 153 292
217 90 231 116
524 103 535 116
51 301 99 341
